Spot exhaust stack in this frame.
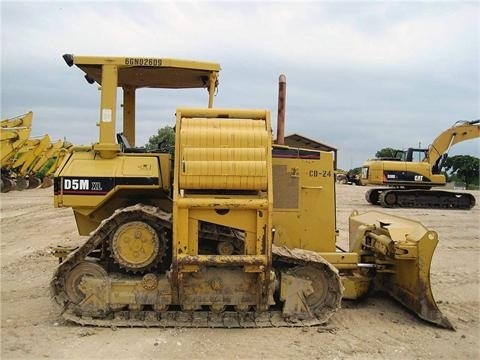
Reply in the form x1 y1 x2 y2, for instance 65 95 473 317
276 74 286 145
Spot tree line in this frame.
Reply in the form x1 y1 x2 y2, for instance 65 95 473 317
145 128 479 190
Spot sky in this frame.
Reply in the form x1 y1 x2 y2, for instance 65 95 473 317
1 0 479 170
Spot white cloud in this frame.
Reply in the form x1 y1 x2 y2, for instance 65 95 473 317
3 2 477 67
1 1 478 169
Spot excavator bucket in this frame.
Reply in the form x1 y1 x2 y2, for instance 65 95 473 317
349 211 453 329
41 176 54 188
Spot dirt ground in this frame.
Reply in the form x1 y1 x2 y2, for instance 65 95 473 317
0 185 479 360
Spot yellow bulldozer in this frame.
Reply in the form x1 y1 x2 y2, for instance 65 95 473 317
360 120 479 209
51 54 453 329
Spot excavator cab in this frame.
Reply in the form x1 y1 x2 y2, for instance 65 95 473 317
404 148 428 162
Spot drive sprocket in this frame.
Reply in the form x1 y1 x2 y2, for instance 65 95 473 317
110 220 167 273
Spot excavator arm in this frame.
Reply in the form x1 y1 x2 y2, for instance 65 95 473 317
30 140 72 174
1 112 33 166
426 120 480 170
10 135 52 175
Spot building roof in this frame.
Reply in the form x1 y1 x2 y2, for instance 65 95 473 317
284 133 337 152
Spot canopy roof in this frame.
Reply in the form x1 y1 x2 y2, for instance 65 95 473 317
64 54 220 89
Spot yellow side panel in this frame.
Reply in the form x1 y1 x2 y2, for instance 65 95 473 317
60 151 117 176
60 152 164 178
365 160 387 184
56 152 164 210
272 154 336 252
118 156 159 177
404 162 431 179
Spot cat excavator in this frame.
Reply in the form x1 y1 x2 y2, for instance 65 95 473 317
361 120 479 209
4 134 52 190
1 112 74 191
30 139 73 188
1 112 34 192
51 54 453 329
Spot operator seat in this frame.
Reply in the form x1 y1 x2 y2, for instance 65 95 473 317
116 133 147 153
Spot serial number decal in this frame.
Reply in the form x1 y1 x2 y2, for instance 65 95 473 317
309 170 332 178
125 58 162 66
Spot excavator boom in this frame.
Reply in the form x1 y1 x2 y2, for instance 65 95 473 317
1 112 33 166
426 119 479 167
1 112 71 191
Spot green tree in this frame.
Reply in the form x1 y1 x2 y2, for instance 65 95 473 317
145 126 175 152
349 167 362 175
375 147 402 159
444 155 479 189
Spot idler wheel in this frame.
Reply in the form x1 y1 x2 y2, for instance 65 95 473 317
288 264 342 321
365 189 380 204
64 261 107 304
380 191 397 207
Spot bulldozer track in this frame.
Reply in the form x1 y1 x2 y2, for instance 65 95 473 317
62 310 324 328
52 204 343 328
51 204 172 306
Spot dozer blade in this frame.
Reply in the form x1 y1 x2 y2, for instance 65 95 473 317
349 211 454 329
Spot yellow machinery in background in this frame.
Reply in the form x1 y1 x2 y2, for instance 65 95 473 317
7 134 52 190
30 139 73 188
1 112 33 192
1 112 73 192
361 120 479 209
51 54 453 329
1 112 33 164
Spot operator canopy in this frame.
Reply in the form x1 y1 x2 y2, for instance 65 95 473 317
62 54 220 89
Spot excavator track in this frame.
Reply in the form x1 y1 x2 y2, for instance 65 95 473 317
379 189 476 209
51 204 343 328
